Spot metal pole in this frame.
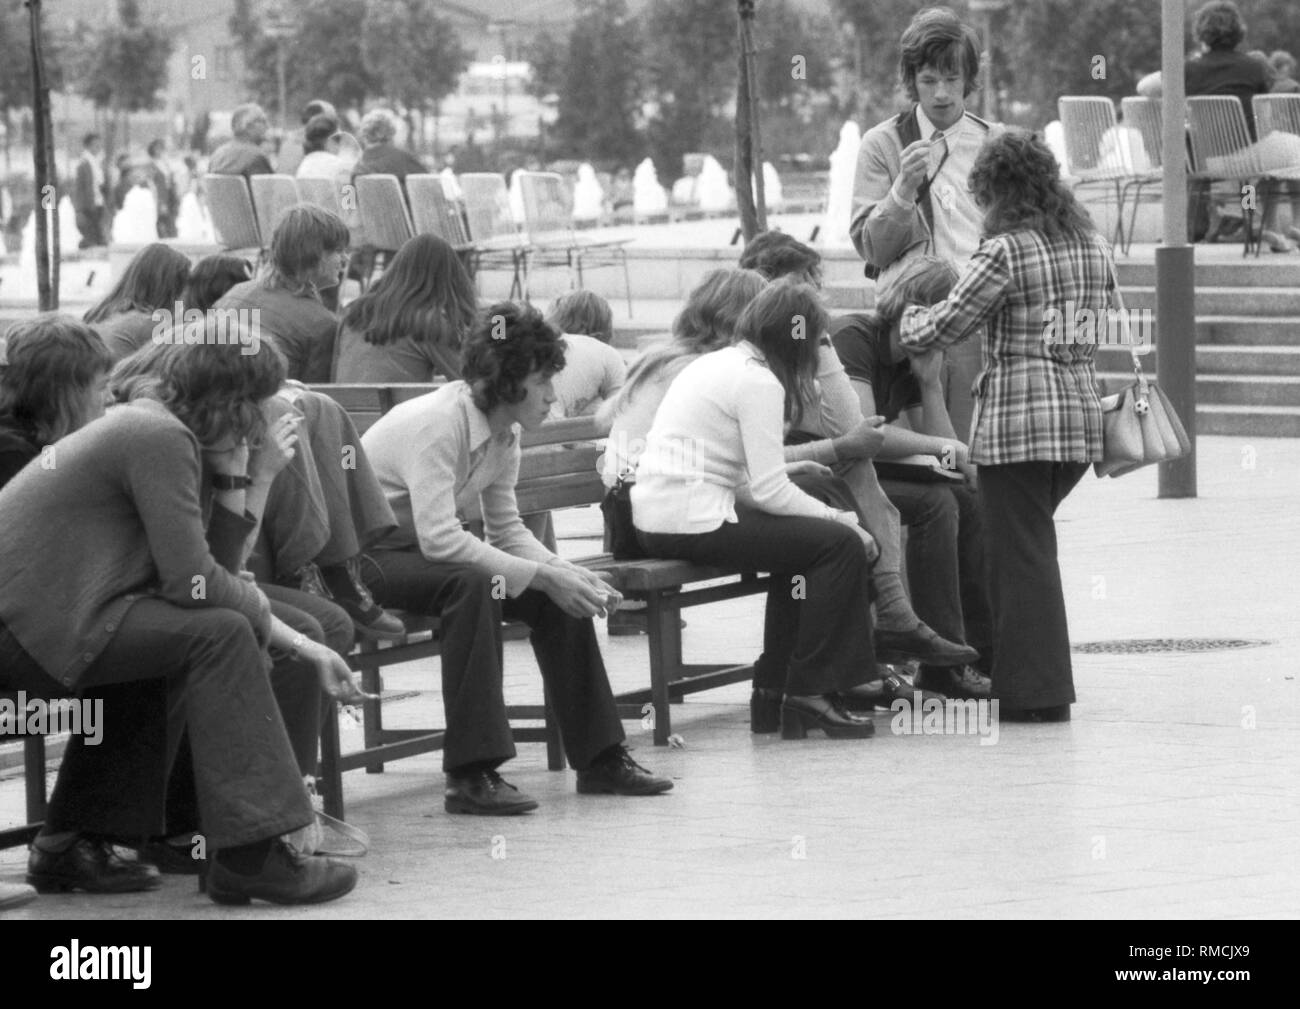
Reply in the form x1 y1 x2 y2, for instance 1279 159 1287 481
1157 0 1197 497
277 43 288 133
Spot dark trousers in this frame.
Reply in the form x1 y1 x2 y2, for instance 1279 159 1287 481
364 551 625 772
637 508 876 696
880 477 992 650
978 461 1089 709
74 208 106 248
162 585 354 834
0 601 312 848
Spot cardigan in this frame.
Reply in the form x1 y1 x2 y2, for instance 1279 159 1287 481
0 400 268 688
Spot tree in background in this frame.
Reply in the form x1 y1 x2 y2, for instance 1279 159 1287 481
69 0 171 152
360 0 471 154
547 0 643 167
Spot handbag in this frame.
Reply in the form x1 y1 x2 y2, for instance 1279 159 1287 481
1094 255 1192 479
600 477 647 560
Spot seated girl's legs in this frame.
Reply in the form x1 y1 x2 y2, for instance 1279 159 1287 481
638 510 875 695
80 600 314 849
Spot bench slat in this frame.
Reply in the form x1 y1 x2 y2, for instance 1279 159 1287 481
516 444 602 481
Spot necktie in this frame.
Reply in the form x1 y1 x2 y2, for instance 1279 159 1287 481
929 128 948 175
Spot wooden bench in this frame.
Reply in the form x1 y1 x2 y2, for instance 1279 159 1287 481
310 383 774 819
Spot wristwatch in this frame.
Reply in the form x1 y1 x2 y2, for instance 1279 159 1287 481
211 473 254 491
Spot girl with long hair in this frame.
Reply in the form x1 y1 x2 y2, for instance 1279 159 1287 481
83 242 191 361
632 282 881 740
900 127 1107 723
333 233 477 382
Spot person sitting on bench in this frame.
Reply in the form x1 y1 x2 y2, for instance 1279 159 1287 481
360 302 673 815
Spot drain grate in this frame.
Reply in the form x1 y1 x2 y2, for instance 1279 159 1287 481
1072 638 1271 655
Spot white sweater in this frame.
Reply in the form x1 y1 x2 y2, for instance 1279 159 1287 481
631 343 853 534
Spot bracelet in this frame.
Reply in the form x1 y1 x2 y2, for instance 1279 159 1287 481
211 472 254 491
287 632 307 661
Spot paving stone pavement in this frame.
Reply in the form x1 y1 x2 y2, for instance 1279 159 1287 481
2 435 1296 919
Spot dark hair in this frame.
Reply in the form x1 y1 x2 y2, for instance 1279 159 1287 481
301 99 332 125
147 139 164 158
739 231 822 285
899 6 982 102
82 132 101 148
1194 2 1244 51
340 234 476 374
732 280 827 430
184 254 254 313
546 290 614 343
0 315 112 444
84 243 191 323
117 328 286 448
617 268 766 414
461 302 566 413
265 204 350 296
1271 50 1297 80
970 129 1097 242
303 114 340 154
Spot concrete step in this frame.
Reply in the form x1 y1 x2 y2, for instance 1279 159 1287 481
1119 286 1300 315
1196 374 1300 407
1199 317 1300 346
1197 345 1300 374
1115 258 1300 288
1196 404 1300 437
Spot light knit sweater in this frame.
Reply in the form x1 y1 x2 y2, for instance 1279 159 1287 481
631 343 854 535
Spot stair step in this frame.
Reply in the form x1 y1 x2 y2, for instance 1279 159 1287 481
1197 404 1300 437
1116 260 1300 288
1199 316 1300 346
1119 286 1300 315
1197 345 1300 374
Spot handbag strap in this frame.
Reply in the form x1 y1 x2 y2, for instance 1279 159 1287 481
1102 248 1150 396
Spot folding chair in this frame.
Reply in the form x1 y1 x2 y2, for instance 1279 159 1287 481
296 175 344 215
457 172 531 299
1058 97 1160 252
516 171 632 312
249 174 302 245
204 175 263 264
1118 96 1172 250
354 174 414 285
1186 95 1300 256
406 173 488 287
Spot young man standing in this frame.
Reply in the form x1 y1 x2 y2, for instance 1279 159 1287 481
850 5 999 440
72 133 108 249
361 303 672 814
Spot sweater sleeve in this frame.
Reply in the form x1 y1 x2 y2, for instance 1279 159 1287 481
403 425 542 597
125 419 268 636
813 338 864 437
900 239 1011 353
736 369 842 519
850 128 923 268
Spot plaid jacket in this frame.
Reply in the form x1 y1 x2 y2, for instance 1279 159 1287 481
899 228 1110 466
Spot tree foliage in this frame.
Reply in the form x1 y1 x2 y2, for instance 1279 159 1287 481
361 0 470 114
71 0 171 114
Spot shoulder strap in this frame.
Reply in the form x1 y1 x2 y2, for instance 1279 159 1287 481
1102 245 1147 388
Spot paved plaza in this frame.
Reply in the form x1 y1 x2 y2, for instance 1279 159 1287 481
2 434 1296 919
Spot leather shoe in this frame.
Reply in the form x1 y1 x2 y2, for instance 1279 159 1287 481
999 704 1071 723
874 624 979 667
750 687 782 733
444 769 539 815
577 747 673 795
915 664 992 700
840 671 946 712
781 694 875 739
27 836 161 894
207 839 356 906
138 837 204 875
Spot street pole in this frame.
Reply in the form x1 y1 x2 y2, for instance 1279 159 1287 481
26 0 57 311
1157 0 1197 497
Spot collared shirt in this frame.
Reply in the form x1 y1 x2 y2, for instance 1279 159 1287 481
914 106 984 266
81 152 105 207
361 382 554 596
899 229 1109 466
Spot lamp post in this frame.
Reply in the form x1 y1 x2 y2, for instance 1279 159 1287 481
969 0 1008 121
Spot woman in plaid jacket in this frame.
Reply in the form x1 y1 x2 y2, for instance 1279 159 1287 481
900 128 1107 723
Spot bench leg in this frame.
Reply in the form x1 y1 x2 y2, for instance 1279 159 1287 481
25 735 47 823
542 682 567 771
358 642 385 774
317 704 345 821
645 591 683 746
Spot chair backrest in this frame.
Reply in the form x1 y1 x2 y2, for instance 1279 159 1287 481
1186 96 1256 175
203 175 261 250
459 172 518 242
1058 97 1123 177
517 171 574 242
1119 97 1165 170
1252 93 1300 139
406 173 470 245
355 174 414 252
296 175 344 216
249 174 302 240
308 383 440 434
